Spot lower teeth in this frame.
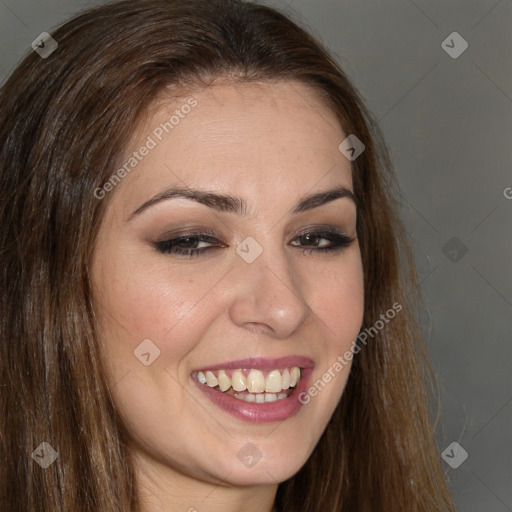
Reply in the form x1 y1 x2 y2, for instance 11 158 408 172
232 392 289 403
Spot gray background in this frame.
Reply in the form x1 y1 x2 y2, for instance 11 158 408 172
1 0 510 510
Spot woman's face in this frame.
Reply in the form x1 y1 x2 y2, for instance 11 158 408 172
91 80 364 492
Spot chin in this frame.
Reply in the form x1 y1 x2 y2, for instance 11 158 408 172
206 443 311 487
219 461 305 487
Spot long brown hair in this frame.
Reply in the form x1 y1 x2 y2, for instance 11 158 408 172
0 0 454 510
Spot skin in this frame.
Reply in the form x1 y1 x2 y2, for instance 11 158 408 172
91 80 364 512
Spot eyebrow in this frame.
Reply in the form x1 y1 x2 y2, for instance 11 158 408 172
128 185 357 220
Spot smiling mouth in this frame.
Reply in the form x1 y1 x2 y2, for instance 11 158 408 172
193 367 302 403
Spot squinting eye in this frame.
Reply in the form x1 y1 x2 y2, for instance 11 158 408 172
153 229 355 258
154 233 224 257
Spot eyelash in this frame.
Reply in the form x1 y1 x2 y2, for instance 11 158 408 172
153 228 355 258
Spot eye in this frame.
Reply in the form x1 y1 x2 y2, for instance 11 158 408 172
153 228 355 258
290 229 355 255
154 232 224 257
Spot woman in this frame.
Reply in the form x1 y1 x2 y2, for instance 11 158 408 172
0 0 455 510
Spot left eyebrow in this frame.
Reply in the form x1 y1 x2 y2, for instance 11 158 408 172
128 185 357 221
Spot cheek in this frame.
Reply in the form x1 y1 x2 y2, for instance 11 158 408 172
308 250 364 341
93 252 227 370
302 251 364 405
92 258 219 430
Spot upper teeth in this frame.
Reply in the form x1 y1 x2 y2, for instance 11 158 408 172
196 367 301 393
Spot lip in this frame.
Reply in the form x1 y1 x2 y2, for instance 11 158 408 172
193 356 315 372
191 356 315 423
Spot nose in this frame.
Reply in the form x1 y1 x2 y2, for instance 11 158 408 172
227 239 311 338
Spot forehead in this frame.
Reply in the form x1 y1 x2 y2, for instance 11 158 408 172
107 80 353 217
